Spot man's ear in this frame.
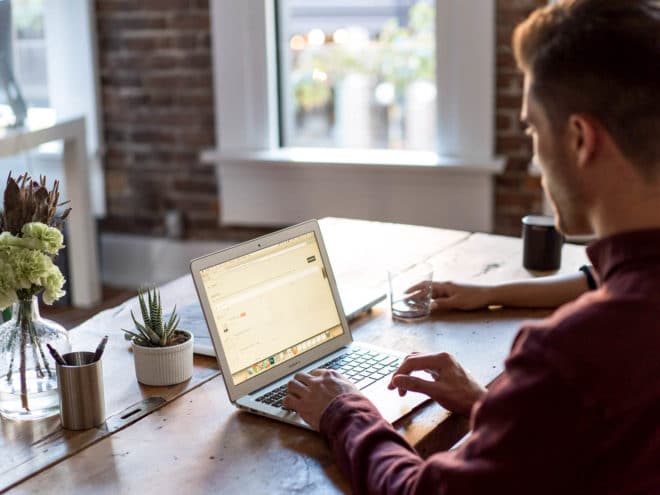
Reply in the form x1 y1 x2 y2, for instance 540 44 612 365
567 114 598 168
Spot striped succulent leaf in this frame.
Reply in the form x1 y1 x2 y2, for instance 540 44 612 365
122 287 187 347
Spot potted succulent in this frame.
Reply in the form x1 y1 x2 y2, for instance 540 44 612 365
122 288 193 386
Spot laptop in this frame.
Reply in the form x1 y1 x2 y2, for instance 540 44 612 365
186 283 385 357
190 219 428 429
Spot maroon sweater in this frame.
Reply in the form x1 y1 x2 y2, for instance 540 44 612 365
320 229 660 494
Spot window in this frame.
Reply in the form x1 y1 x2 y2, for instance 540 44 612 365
208 1 502 231
278 0 437 151
0 0 104 217
10 0 48 106
0 0 52 127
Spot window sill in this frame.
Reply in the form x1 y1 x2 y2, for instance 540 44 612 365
201 148 504 232
201 148 504 175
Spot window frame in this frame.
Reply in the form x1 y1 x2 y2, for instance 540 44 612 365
208 0 503 230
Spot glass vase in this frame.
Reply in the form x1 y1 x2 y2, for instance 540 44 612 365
0 296 71 420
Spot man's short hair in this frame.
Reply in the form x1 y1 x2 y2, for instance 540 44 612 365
513 0 660 177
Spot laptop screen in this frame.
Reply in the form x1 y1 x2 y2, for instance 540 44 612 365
199 231 344 386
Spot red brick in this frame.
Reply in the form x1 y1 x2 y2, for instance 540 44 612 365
494 0 544 233
167 13 210 30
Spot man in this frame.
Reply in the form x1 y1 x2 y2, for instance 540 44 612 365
283 1 660 493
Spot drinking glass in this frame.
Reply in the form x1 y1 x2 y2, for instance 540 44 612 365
388 262 433 321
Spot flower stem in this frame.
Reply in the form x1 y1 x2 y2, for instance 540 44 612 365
5 328 18 383
28 326 45 378
19 324 28 411
14 297 38 411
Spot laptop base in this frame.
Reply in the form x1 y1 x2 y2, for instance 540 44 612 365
236 342 430 430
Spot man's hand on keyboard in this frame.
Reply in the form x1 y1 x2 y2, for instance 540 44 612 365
283 369 359 430
388 352 486 415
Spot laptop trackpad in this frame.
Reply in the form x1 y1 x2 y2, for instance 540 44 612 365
362 377 430 424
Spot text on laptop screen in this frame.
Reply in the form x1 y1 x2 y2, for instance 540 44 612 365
200 232 344 385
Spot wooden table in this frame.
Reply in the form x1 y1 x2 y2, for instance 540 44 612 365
0 218 589 494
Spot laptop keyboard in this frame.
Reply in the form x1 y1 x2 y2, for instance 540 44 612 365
254 347 402 410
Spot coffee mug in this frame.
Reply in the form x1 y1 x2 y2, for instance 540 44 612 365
521 215 563 271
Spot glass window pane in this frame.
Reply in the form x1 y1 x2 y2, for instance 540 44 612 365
278 0 437 151
12 0 48 107
0 0 48 109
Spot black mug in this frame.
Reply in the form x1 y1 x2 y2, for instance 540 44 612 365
522 215 563 271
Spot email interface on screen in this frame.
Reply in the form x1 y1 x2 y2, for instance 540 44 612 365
200 232 344 386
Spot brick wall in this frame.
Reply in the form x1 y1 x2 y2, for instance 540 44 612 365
96 0 220 238
96 0 545 239
494 0 547 235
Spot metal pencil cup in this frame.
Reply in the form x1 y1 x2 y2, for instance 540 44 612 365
56 352 106 430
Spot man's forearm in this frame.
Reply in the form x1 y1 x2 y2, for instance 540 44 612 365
485 272 590 308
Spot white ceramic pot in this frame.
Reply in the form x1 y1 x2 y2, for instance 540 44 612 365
132 331 194 386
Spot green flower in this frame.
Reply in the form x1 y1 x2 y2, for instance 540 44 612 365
0 250 18 310
21 222 64 255
42 266 66 305
10 247 52 288
0 247 66 308
0 231 25 248
0 292 15 311
0 230 41 252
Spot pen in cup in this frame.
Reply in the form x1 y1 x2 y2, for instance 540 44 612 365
47 343 67 366
93 335 108 362
57 351 106 429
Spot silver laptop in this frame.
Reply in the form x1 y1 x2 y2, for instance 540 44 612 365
190 219 428 429
188 282 385 357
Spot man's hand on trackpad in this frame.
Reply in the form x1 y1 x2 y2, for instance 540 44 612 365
388 352 486 416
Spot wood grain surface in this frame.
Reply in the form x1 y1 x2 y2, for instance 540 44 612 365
0 277 220 492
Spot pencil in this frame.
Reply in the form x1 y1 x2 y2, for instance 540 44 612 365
93 335 109 362
47 344 67 366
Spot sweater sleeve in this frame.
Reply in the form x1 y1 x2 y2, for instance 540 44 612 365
320 393 426 494
319 328 581 495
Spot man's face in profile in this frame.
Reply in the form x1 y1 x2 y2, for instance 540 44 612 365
521 74 593 236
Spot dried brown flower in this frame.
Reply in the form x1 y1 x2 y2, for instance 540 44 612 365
0 173 71 235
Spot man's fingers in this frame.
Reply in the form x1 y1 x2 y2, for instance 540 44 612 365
424 368 440 380
430 297 457 312
405 281 427 294
388 352 419 389
287 378 307 397
391 374 436 396
392 352 450 379
283 393 300 410
403 291 425 303
294 371 314 384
